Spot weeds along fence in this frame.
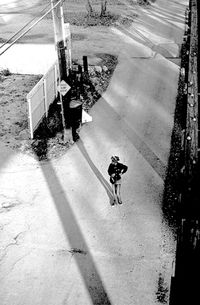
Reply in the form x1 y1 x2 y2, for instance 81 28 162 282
27 62 58 139
169 0 200 304
184 0 198 183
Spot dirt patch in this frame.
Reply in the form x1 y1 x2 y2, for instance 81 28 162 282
0 72 42 146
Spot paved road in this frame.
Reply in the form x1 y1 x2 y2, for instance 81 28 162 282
0 0 56 74
0 0 54 42
0 1 188 304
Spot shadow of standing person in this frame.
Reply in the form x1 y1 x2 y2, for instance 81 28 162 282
76 138 114 205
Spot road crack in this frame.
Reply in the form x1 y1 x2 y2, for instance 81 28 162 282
0 226 30 263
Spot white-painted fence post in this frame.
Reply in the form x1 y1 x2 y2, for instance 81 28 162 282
43 78 48 117
27 98 34 139
54 63 58 97
64 23 72 71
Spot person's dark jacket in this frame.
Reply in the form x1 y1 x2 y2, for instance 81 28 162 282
108 162 128 184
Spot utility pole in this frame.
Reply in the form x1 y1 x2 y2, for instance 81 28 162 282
51 0 73 142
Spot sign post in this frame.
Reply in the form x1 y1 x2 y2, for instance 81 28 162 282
51 0 73 142
58 80 71 96
64 23 72 71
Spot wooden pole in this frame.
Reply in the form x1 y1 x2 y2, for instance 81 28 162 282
51 0 73 142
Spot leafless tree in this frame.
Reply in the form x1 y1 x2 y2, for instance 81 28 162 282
100 0 107 17
86 0 108 17
86 0 93 16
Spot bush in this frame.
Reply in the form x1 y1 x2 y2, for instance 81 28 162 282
0 68 11 76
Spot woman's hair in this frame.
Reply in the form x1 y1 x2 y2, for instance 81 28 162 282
111 156 119 162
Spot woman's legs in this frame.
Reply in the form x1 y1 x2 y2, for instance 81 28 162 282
112 183 118 202
116 184 122 203
111 183 122 204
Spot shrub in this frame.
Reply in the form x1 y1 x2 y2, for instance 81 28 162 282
0 68 11 76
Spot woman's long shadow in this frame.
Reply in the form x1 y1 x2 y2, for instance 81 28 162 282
76 138 114 205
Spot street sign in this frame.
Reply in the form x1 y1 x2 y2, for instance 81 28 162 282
58 80 71 96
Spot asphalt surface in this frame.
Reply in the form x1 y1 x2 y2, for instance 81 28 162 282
0 0 56 74
0 1 188 304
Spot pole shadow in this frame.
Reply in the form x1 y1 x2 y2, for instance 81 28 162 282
76 138 114 206
40 161 112 305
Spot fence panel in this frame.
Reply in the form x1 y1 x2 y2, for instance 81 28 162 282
27 62 58 139
27 79 46 138
45 64 58 110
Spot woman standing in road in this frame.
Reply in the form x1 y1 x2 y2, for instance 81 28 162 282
108 156 128 205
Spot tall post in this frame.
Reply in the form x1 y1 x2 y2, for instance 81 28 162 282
51 0 72 142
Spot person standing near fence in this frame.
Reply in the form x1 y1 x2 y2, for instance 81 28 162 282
108 156 128 205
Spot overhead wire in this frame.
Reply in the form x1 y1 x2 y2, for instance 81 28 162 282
0 0 63 57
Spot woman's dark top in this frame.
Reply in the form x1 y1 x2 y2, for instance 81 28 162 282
108 162 128 184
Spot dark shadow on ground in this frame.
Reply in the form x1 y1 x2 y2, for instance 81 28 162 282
77 138 114 205
37 159 112 305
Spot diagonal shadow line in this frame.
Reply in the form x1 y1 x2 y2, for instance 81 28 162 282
121 119 167 180
126 3 185 38
115 23 154 49
151 5 185 22
101 98 167 180
115 24 179 59
136 4 185 28
76 138 114 205
162 0 185 7
40 161 112 305
145 5 185 24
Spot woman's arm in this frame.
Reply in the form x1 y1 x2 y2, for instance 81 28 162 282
120 164 128 174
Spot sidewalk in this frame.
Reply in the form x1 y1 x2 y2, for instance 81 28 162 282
0 1 188 304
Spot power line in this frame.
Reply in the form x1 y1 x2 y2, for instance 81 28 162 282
0 0 63 57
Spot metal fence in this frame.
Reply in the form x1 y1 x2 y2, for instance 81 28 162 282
27 62 58 139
